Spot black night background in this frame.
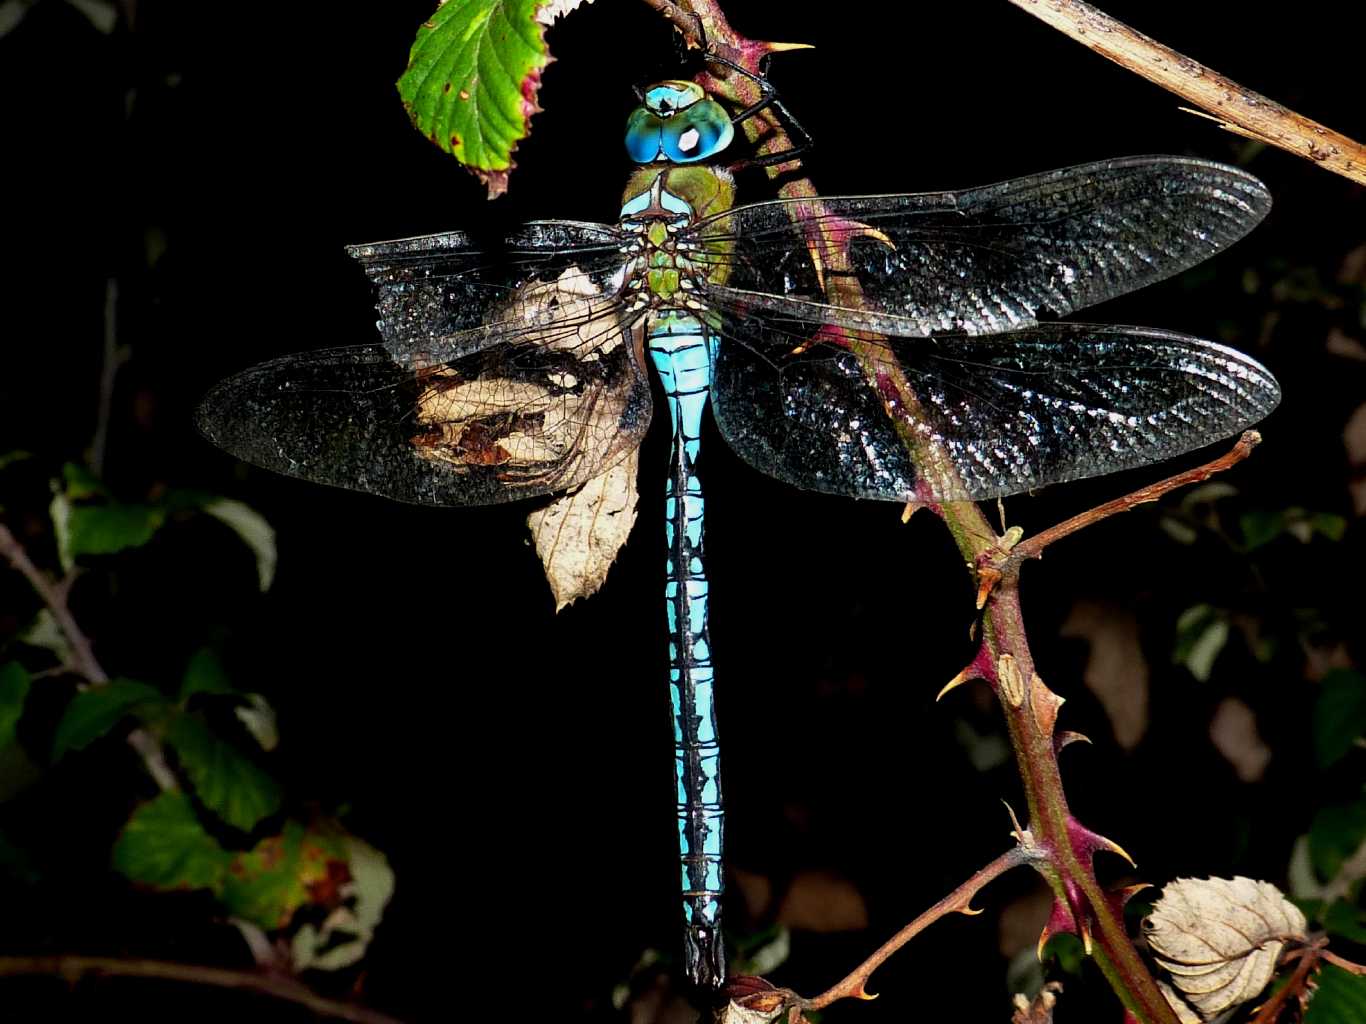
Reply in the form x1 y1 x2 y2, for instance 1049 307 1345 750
1 2 1363 1022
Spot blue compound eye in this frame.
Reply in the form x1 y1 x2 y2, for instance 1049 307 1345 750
625 106 664 163
660 98 734 163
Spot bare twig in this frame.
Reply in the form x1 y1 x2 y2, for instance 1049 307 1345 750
0 523 177 792
990 431 1261 584
802 847 1033 1010
637 0 704 50
1008 0 1366 186
0 956 405 1024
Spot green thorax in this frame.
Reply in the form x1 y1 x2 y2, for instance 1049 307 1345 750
619 165 737 303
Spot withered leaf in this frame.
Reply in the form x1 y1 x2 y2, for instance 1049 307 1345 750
1145 876 1306 1020
527 449 639 611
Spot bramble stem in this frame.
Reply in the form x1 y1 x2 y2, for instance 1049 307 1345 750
802 847 1034 1010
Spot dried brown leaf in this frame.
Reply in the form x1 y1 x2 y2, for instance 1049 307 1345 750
1208 698 1271 782
1060 600 1149 749
1145 876 1306 1019
527 449 639 611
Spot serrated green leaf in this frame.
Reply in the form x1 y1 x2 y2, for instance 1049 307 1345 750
66 502 166 558
165 713 281 832
398 0 550 197
112 791 230 891
200 499 276 591
221 821 346 930
1315 670 1366 769
0 663 31 753
52 679 167 760
1306 963 1366 1023
179 648 237 702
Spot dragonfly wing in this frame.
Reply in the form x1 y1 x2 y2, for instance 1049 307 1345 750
691 157 1270 336
347 220 630 365
196 303 652 507
709 320 1279 503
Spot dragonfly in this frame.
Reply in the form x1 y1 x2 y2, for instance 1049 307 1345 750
196 72 1280 991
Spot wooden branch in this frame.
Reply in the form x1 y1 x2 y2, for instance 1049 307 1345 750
1008 0 1366 186
0 523 178 792
0 956 405 1024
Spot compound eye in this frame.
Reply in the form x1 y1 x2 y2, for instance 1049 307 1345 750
660 98 734 163
624 107 664 163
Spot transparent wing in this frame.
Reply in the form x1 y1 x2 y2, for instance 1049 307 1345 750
688 157 1270 337
709 318 1279 503
346 220 631 366
196 286 652 507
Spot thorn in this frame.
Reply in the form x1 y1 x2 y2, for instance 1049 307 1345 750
975 567 1002 609
901 500 924 523
1097 835 1137 869
759 40 816 53
936 670 970 701
1112 882 1154 907
959 903 984 916
1079 916 1093 955
1056 730 1091 750
1036 928 1052 961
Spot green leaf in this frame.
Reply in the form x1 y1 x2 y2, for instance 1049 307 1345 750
1321 899 1366 943
178 648 237 702
49 491 73 572
1315 670 1366 769
1239 508 1286 550
398 0 551 197
112 791 230 891
1312 512 1348 542
19 609 72 666
221 821 347 929
66 502 166 558
1174 605 1230 682
61 462 107 500
1309 803 1366 882
0 663 31 753
291 835 396 971
200 499 276 591
52 679 167 760
1306 963 1366 1023
165 713 281 831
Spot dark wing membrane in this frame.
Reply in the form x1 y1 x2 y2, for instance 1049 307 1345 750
347 220 629 366
689 157 1270 337
196 308 652 507
710 319 1279 503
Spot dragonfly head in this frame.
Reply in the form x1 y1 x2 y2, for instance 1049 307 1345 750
625 80 734 165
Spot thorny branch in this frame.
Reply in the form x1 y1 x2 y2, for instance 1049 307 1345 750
643 3 1276 1023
